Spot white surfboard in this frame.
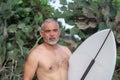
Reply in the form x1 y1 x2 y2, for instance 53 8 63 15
68 29 116 80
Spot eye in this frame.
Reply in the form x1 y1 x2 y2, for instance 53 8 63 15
53 29 58 32
44 30 50 33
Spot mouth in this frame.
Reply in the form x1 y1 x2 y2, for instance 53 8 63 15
49 37 56 41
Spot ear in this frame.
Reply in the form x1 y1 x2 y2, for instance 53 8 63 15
40 31 44 37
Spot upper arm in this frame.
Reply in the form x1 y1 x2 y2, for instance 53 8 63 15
23 52 38 80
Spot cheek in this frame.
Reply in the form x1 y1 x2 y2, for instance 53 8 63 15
43 34 50 39
57 34 60 38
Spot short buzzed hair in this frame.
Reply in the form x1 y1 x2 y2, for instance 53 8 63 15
41 18 59 30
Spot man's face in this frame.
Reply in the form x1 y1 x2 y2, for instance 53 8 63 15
40 21 61 45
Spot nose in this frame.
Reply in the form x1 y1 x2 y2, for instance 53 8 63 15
50 31 55 36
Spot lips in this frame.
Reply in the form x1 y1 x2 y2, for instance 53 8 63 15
49 37 56 41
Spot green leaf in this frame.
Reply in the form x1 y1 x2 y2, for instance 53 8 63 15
109 5 117 17
60 0 67 5
116 55 120 66
0 35 4 44
98 22 106 30
53 10 63 18
18 23 26 29
112 0 120 8
22 25 32 33
108 22 114 29
7 42 13 51
24 8 32 12
16 39 24 46
0 3 8 14
23 47 30 56
88 3 99 13
2 42 6 55
7 24 17 33
78 30 87 40
60 6 67 11
24 17 31 23
15 30 23 39
70 27 79 35
34 15 43 24
78 1 89 7
67 20 75 25
0 56 3 66
92 0 101 3
8 49 19 60
41 0 48 5
68 3 74 9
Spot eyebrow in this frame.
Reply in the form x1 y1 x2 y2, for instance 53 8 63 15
44 29 59 32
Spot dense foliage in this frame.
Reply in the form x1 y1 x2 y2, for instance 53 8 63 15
0 0 53 79
0 0 120 80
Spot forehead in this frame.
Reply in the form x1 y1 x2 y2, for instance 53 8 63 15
42 21 59 30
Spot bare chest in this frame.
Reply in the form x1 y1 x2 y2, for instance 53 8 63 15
38 51 69 72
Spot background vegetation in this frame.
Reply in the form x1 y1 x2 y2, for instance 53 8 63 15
0 0 120 80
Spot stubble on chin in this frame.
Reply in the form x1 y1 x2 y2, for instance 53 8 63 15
44 38 59 46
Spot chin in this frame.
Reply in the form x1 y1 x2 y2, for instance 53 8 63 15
45 40 58 46
47 42 58 45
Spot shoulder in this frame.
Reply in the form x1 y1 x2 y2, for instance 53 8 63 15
30 44 44 54
60 45 70 51
26 45 44 62
59 44 72 57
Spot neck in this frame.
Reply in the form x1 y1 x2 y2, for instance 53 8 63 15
43 42 58 49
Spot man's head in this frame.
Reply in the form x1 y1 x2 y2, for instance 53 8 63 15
40 19 61 45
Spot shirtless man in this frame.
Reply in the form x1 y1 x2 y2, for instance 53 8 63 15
23 19 72 80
